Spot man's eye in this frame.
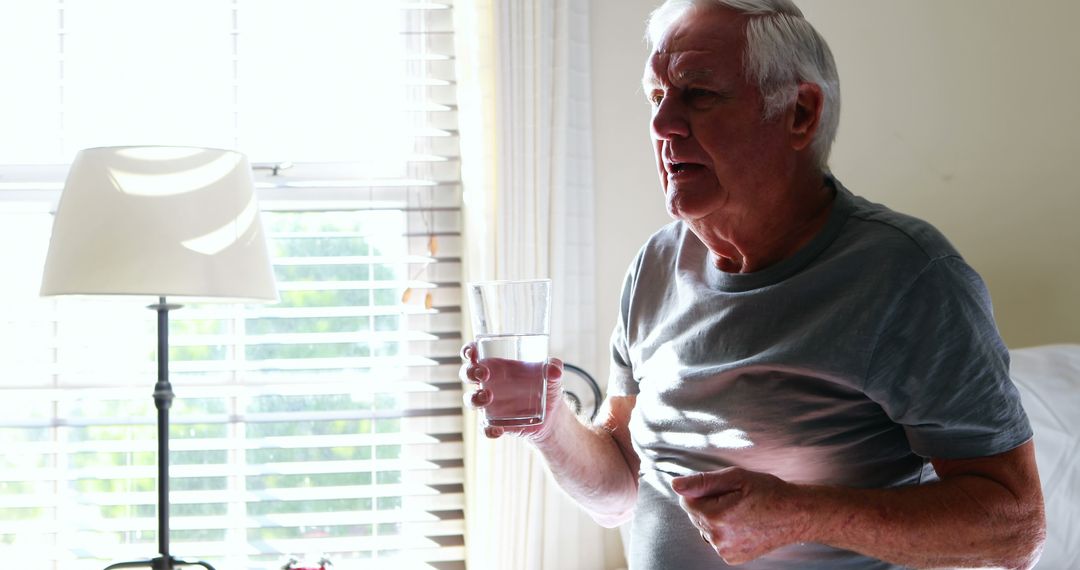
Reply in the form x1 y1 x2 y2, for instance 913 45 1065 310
648 92 664 107
685 88 717 101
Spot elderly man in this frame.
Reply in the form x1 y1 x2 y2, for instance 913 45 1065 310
462 0 1046 568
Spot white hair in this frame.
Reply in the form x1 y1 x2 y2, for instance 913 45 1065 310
647 0 841 171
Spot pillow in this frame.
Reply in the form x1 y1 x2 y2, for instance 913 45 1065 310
1009 344 1080 569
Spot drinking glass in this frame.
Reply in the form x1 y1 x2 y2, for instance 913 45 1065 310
466 279 552 427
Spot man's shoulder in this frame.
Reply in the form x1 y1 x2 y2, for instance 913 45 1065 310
635 219 689 261
838 187 960 265
647 218 686 244
618 220 704 299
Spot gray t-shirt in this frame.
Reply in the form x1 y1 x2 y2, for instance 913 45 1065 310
608 179 1032 570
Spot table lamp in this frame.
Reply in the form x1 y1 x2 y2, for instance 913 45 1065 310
39 146 279 570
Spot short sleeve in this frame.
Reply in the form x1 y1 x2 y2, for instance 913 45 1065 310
864 256 1032 459
606 252 642 397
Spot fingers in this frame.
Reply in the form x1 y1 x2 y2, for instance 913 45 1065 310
463 387 492 408
672 467 742 499
460 342 478 364
458 363 489 386
689 512 726 560
484 425 505 439
466 363 489 383
460 342 491 413
458 342 488 386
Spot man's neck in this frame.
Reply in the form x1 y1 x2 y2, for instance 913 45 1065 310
691 174 836 274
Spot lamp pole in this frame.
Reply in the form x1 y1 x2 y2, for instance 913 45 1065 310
103 297 215 570
152 297 178 565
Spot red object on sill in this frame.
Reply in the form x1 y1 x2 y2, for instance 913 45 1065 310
282 557 332 570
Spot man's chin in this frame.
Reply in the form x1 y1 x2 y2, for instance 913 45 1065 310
664 185 721 221
666 201 693 222
666 195 710 222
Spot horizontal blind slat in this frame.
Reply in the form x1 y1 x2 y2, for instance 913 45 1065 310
0 512 465 535
2 456 465 483
53 541 466 562
0 483 464 509
2 432 464 456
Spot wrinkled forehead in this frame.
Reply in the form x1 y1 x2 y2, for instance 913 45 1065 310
642 6 747 87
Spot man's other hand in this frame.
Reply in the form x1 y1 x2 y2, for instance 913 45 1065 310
672 467 811 565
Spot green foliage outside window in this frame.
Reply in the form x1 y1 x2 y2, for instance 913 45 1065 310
0 210 423 560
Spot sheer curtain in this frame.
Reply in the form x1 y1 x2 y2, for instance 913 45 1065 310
455 0 622 568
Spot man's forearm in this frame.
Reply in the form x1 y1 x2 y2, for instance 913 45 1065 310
530 399 639 527
796 475 1045 569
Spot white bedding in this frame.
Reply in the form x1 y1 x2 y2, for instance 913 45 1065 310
1009 344 1080 568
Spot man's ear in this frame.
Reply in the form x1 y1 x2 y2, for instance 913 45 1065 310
789 82 824 152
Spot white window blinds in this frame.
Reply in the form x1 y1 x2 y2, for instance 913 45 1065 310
0 2 464 569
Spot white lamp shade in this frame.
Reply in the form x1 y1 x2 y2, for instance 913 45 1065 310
40 146 279 302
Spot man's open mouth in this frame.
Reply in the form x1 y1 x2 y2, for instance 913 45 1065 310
670 162 704 174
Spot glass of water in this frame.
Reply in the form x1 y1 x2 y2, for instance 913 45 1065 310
466 278 552 427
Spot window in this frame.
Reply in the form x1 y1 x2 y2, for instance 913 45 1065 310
0 2 464 569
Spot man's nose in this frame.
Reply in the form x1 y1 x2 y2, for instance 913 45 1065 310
651 96 690 140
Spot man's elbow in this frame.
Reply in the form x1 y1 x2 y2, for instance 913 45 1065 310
1012 525 1046 570
1001 504 1047 570
1002 540 1045 570
586 489 637 529
590 507 634 528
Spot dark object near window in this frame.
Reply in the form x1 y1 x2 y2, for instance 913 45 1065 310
562 363 602 421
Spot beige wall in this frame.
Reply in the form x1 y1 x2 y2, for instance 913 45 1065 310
591 0 1080 378
590 0 670 380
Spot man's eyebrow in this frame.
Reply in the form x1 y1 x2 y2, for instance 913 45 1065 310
641 66 717 92
671 68 715 84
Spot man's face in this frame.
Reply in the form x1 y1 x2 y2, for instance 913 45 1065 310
643 7 796 228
